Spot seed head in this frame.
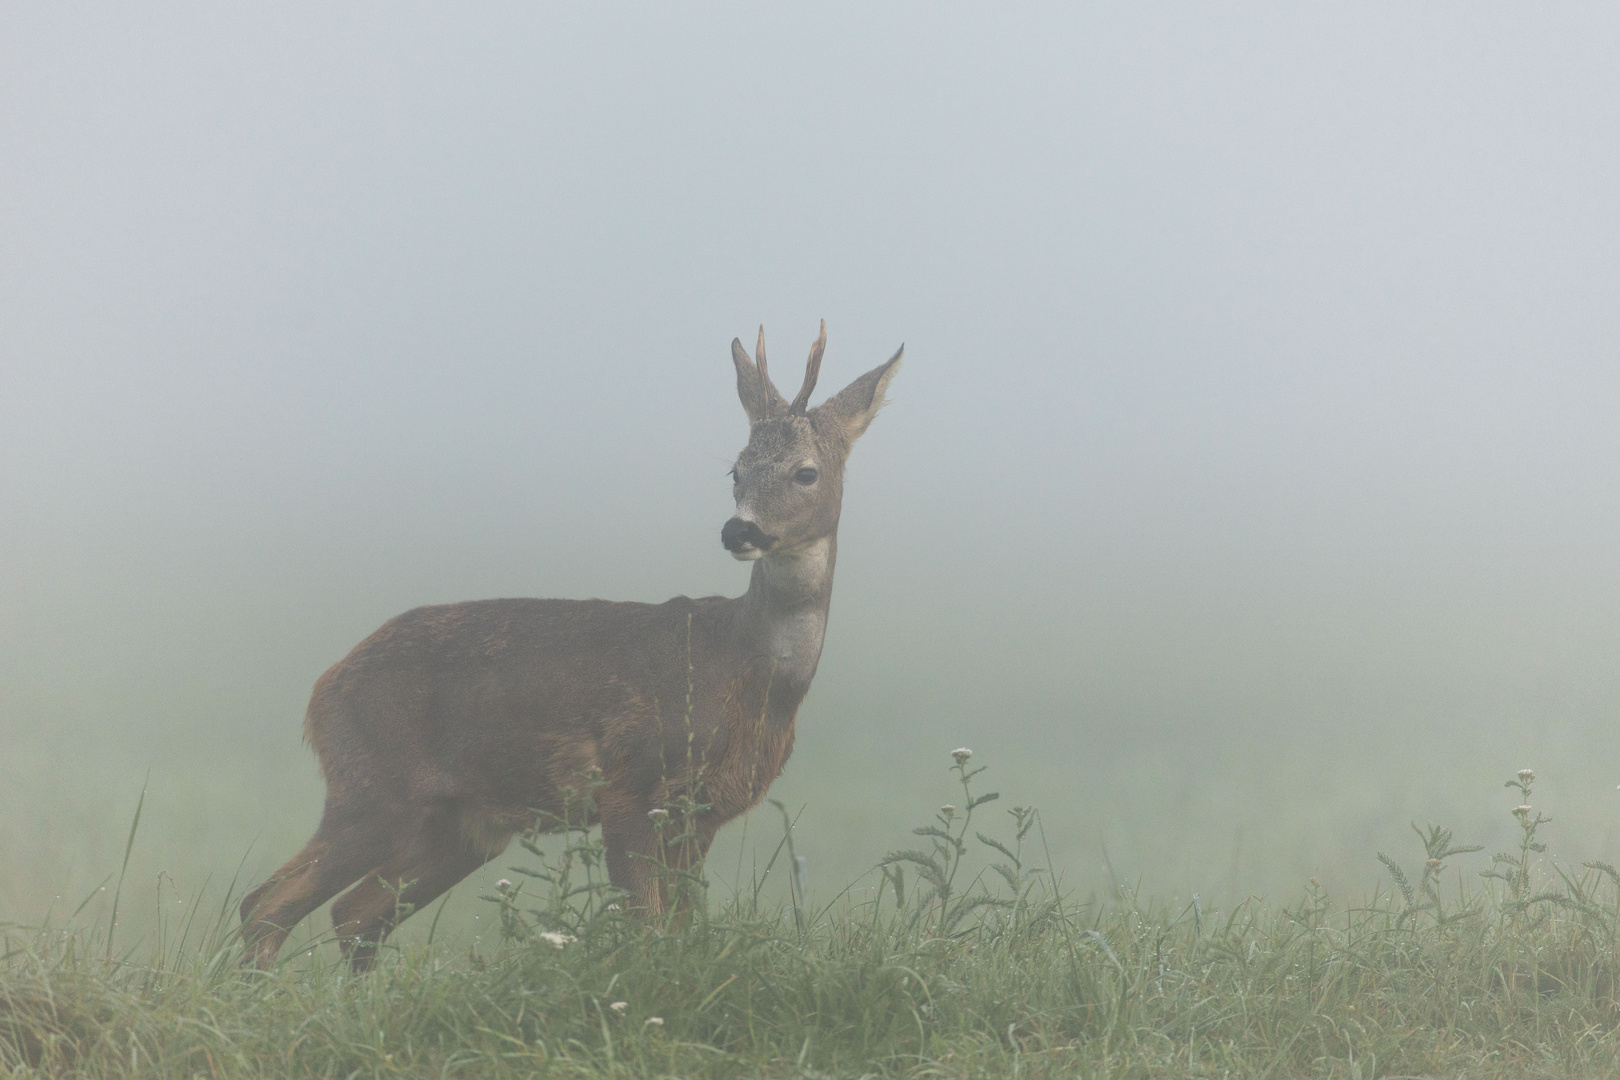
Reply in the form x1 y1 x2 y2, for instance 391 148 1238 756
1513 804 1533 817
1518 769 1535 783
952 748 973 765
1426 858 1442 871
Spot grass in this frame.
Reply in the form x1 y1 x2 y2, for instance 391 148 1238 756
6 758 1620 1077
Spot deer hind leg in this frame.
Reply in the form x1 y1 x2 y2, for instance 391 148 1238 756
330 806 494 973
239 805 405 969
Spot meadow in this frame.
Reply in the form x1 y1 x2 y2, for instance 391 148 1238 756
7 6 1620 1076
6 755 1620 1078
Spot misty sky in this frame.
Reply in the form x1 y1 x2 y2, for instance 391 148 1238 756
3 5 1619 910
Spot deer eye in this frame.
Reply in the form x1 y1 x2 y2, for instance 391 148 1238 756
794 467 819 485
729 467 740 483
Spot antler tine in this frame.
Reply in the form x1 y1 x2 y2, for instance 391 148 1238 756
789 319 827 416
755 325 771 419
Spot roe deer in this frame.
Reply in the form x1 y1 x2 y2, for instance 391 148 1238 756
240 322 903 969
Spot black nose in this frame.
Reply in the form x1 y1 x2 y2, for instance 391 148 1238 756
721 518 771 552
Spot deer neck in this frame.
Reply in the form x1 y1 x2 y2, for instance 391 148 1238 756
736 533 837 690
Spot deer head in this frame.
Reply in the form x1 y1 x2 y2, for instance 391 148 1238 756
722 322 903 560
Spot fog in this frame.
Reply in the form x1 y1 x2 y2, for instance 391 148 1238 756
3 5 1619 929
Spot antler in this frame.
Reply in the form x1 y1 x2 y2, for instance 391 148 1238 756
755 326 772 420
789 319 827 416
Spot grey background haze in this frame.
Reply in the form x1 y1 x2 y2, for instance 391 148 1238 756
3 5 1618 929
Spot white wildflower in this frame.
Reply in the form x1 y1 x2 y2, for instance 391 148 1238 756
952 747 973 765
647 808 670 822
644 1017 664 1027
538 930 576 949
1513 804 1533 817
610 1001 628 1013
496 878 512 890
1518 769 1535 782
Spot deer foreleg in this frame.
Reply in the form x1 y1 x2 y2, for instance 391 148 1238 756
602 808 718 921
601 809 664 916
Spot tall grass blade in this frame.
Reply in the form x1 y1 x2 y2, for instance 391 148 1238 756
105 772 148 962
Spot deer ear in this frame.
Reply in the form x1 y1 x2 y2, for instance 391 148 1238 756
731 336 787 423
815 345 903 442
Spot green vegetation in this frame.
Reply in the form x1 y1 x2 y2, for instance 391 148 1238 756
6 759 1620 1078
